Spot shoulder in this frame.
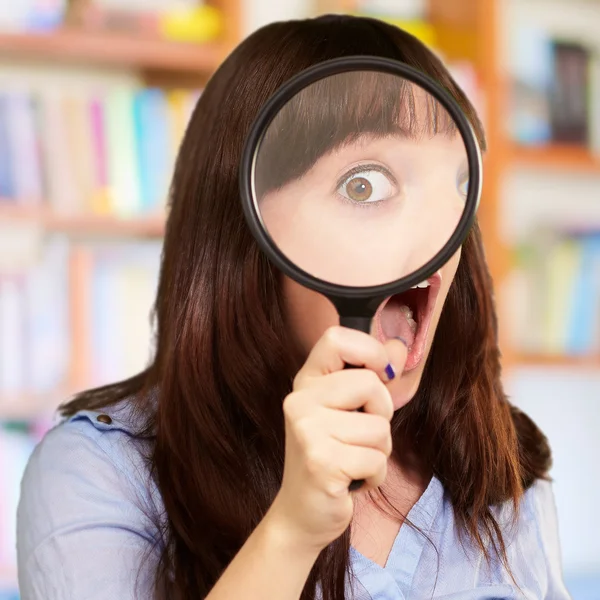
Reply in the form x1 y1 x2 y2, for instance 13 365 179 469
17 399 165 598
18 398 162 554
26 398 154 494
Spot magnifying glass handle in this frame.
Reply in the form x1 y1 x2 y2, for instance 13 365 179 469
346 361 365 491
339 316 372 492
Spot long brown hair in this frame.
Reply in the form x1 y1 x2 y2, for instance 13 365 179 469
61 15 552 599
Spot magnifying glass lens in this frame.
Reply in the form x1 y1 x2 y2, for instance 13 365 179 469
252 70 471 288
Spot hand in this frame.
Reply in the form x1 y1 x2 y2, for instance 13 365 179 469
267 326 407 553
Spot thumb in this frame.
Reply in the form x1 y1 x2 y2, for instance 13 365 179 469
382 337 408 379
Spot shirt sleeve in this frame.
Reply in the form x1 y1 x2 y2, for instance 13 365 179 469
17 412 162 600
531 478 573 600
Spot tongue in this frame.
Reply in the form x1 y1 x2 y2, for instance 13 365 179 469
380 299 417 347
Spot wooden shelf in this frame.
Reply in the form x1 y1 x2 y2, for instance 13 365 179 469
0 203 166 237
47 213 166 237
514 352 600 369
510 144 600 172
0 29 224 74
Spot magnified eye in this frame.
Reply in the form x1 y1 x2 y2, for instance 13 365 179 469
337 167 397 204
457 169 469 198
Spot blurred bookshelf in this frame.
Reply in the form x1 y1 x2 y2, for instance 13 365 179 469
0 2 241 593
338 2 600 595
1 0 599 597
336 0 600 374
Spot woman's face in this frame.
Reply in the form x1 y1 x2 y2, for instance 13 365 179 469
281 252 459 410
256 84 468 409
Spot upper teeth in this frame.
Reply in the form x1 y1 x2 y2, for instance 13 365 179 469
411 280 430 289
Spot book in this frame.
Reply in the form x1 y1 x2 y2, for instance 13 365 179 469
550 41 590 145
508 23 553 145
133 88 170 212
0 95 14 198
566 235 600 354
5 89 43 204
37 88 80 214
104 86 141 217
541 238 583 354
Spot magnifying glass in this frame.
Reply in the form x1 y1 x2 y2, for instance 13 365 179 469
239 56 482 490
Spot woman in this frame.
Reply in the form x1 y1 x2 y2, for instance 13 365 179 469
17 14 570 600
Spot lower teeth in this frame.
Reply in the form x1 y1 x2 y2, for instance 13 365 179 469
400 305 417 334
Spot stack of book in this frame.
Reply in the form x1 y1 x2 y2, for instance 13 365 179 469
67 0 223 43
507 230 600 356
0 84 201 218
0 238 162 411
0 235 70 403
86 240 162 388
509 23 600 151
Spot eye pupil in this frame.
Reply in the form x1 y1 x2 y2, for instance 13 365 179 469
346 177 372 202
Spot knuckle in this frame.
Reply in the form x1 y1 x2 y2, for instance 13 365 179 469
363 369 384 396
369 453 388 480
323 326 342 349
375 417 392 445
292 371 307 391
304 446 326 477
293 415 315 444
283 391 303 420
322 479 346 499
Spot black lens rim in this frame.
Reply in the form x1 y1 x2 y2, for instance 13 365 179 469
239 55 482 299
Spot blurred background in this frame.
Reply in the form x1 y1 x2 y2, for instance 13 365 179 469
0 0 598 598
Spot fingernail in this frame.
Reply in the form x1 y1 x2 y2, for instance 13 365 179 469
385 363 396 381
395 337 408 347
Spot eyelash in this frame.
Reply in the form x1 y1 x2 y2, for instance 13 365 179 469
336 163 397 190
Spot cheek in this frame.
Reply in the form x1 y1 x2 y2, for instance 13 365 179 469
282 276 339 355
431 250 461 324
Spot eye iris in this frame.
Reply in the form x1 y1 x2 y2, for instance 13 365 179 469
346 176 372 202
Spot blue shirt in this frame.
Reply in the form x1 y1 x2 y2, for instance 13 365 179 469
17 400 572 599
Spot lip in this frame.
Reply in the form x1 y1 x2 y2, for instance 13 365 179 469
373 271 442 371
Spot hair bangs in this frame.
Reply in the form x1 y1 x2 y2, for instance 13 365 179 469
255 70 458 197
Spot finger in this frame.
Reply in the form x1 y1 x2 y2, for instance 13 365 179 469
338 444 388 490
295 326 393 385
311 369 394 419
382 337 409 380
325 410 392 455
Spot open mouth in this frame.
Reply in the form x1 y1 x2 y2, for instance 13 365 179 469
373 272 442 371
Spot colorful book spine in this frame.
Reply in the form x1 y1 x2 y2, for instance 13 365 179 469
104 86 141 217
133 88 170 212
5 90 43 203
0 95 14 199
0 83 202 217
513 231 600 356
